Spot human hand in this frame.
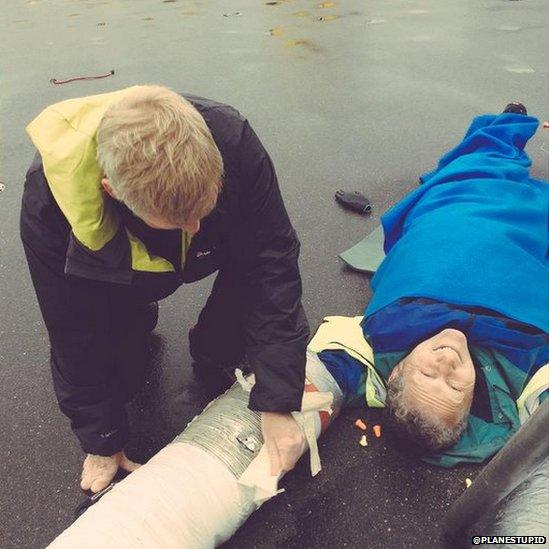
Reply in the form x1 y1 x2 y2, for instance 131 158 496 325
80 450 141 493
261 411 304 476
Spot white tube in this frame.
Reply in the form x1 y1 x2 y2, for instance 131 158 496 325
48 352 343 549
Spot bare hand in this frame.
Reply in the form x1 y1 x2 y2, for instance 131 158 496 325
261 412 304 476
80 451 141 493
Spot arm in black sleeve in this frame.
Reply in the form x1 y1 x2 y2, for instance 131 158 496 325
20 163 144 455
236 121 310 412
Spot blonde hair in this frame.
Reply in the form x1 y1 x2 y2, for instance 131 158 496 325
96 85 223 225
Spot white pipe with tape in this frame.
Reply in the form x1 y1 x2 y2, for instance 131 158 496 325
48 351 343 548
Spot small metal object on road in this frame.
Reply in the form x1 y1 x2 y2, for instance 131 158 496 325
359 434 368 447
50 70 114 85
223 12 242 17
373 424 382 438
0 181 5 193
354 419 367 431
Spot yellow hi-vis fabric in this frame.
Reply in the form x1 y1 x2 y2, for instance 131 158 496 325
26 87 179 273
307 315 386 408
516 363 549 424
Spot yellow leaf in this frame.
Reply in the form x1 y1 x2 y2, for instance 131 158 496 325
284 39 322 53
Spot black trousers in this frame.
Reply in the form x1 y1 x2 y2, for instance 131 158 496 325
21 234 151 454
190 270 246 367
22 231 245 455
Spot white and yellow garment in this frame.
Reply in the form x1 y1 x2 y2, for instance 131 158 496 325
308 315 386 407
517 363 549 424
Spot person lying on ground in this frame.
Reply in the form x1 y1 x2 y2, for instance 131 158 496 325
20 85 309 492
312 103 548 466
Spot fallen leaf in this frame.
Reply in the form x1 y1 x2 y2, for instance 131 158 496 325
318 2 336 8
285 38 322 53
270 26 284 37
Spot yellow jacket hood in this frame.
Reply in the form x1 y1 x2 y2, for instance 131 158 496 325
26 87 175 274
26 87 137 251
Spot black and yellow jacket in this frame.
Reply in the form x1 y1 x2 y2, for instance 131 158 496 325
20 89 309 452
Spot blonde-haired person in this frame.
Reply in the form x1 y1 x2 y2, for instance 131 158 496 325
21 85 309 493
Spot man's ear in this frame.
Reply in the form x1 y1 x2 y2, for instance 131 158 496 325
388 361 403 383
101 177 117 199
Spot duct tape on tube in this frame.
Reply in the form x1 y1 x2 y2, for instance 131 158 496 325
47 351 343 549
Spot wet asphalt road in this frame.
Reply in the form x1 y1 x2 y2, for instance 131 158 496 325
0 0 547 548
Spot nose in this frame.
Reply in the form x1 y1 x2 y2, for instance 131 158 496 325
432 350 459 372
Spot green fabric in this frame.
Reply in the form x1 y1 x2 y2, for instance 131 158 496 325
339 226 385 274
307 316 387 409
374 347 527 468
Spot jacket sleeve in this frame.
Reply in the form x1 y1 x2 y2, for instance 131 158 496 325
236 121 310 412
20 161 147 455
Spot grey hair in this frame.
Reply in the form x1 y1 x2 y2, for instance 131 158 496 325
385 369 469 455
